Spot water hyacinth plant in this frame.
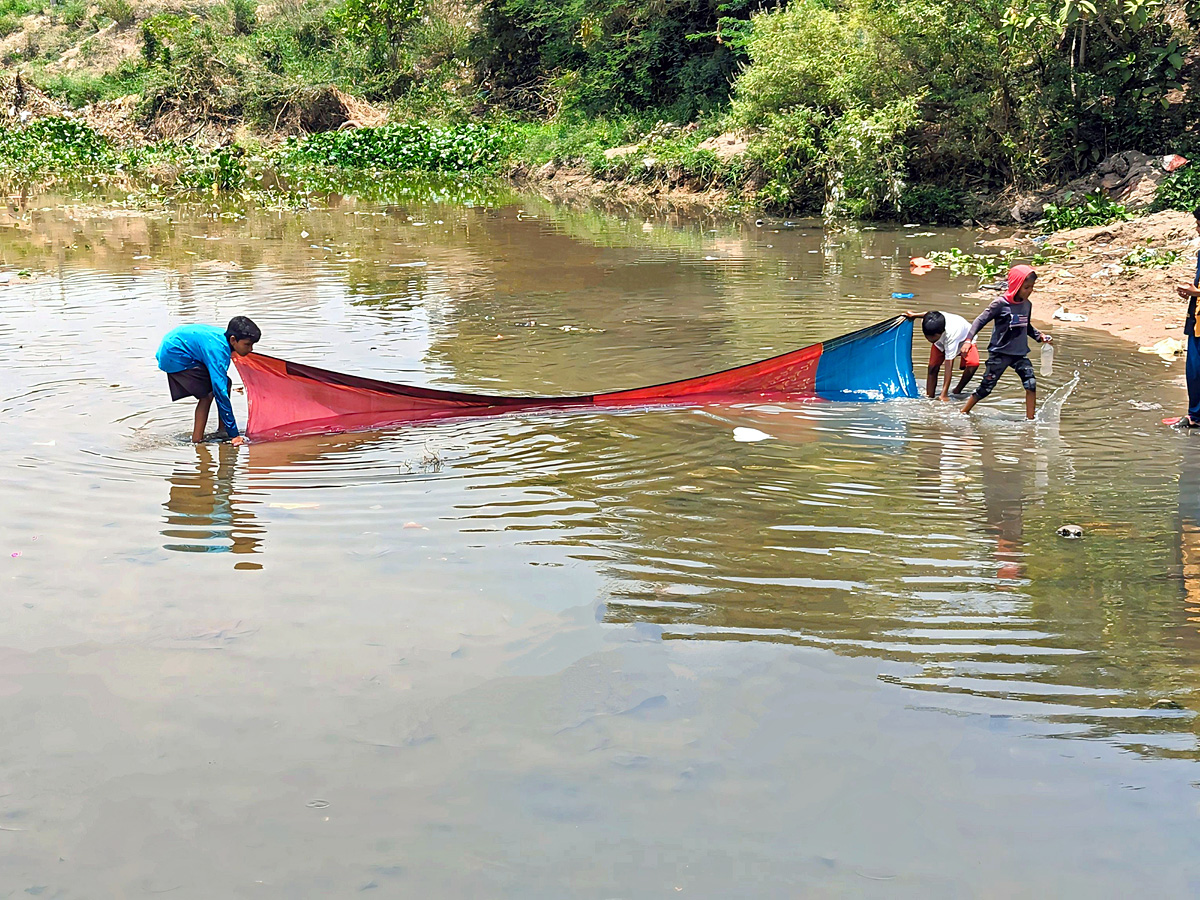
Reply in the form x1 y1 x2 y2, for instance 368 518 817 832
279 122 508 173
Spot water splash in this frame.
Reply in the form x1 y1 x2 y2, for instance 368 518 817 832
1036 371 1080 423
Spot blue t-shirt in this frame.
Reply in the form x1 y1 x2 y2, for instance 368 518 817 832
156 324 239 436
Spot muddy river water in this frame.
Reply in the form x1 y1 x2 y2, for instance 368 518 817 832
2 187 1200 896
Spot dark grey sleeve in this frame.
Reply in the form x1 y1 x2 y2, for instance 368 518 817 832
965 299 1003 342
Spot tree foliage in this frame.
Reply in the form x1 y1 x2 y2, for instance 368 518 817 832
471 0 753 117
333 0 422 69
728 0 1200 216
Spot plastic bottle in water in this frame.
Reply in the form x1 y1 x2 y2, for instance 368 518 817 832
1040 342 1054 376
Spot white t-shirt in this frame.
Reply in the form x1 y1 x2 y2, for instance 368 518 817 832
934 313 971 359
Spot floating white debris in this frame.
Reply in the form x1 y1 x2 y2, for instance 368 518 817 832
733 427 773 442
390 261 428 268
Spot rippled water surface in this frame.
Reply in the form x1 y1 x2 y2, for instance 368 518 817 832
2 192 1200 896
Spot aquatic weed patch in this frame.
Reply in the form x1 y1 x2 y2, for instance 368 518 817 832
1037 190 1133 233
0 117 115 175
925 247 1062 281
279 122 508 174
1123 246 1180 269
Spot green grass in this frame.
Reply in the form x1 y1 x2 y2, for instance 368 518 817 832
0 0 47 16
506 112 742 191
37 62 147 106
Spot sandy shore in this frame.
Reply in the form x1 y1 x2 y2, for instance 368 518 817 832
971 210 1199 350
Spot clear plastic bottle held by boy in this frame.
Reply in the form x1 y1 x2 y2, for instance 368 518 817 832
1040 341 1054 376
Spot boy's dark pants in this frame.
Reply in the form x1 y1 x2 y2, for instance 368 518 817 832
1187 335 1200 422
972 352 1036 400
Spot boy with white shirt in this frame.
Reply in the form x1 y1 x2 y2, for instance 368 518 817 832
905 310 980 400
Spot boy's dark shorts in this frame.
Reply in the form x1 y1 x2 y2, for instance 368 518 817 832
166 367 213 401
972 352 1036 400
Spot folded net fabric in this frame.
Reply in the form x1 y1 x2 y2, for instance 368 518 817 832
234 316 919 440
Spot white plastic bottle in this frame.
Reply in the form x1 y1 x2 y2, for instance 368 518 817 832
1040 342 1054 377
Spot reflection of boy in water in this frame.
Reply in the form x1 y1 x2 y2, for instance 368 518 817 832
1177 460 1200 636
1174 207 1200 427
163 442 263 558
979 434 1026 582
903 310 980 400
960 266 1053 420
156 316 261 444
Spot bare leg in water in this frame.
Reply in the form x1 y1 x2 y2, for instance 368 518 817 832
960 390 1036 420
192 393 214 442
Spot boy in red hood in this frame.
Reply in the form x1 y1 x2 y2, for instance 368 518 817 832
960 265 1053 420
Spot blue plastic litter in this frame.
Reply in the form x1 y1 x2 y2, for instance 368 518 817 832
892 292 914 299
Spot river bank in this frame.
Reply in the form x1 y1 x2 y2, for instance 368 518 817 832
963 209 1200 349
2 67 1200 357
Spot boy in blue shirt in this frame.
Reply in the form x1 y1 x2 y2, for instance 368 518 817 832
156 316 261 444
1174 207 1200 427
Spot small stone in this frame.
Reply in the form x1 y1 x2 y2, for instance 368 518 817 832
1151 698 1184 710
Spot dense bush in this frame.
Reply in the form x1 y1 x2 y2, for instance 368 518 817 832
899 184 978 225
730 0 1199 216
98 0 136 27
747 106 825 212
229 0 257 36
1153 166 1200 213
472 0 749 117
